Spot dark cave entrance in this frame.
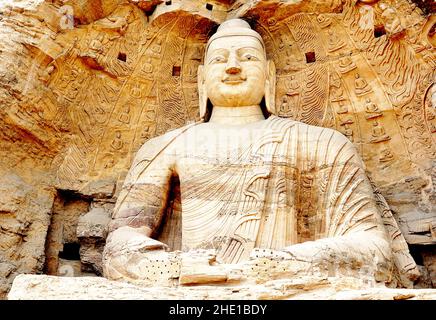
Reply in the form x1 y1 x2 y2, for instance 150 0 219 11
44 190 91 276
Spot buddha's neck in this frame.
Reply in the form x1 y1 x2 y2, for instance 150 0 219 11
209 105 265 125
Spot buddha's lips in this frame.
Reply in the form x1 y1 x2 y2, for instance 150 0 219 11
222 76 246 84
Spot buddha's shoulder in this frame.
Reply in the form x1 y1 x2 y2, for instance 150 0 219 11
270 116 351 146
135 122 197 160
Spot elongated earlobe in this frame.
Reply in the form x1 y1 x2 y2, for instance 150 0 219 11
265 60 276 115
198 65 208 120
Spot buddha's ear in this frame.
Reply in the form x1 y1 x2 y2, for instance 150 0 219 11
197 65 208 120
265 60 276 115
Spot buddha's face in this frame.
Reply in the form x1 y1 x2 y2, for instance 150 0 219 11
204 35 267 107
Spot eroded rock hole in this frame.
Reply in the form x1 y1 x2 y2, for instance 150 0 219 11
305 51 316 63
374 25 386 38
117 52 127 62
172 66 181 76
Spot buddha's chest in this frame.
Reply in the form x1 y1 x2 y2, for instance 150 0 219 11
172 125 267 175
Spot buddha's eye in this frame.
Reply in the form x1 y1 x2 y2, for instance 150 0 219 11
242 53 259 61
210 56 226 64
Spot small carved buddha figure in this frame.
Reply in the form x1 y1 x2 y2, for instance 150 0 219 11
103 19 417 287
408 4 424 28
330 72 345 101
283 55 301 72
280 95 289 114
109 16 129 35
370 120 391 143
130 83 141 99
151 39 162 57
188 63 199 81
111 131 124 150
316 14 331 28
338 55 356 74
364 98 382 119
327 30 345 52
340 115 354 126
39 64 55 84
140 126 151 140
65 70 81 101
190 89 198 103
93 105 107 124
341 123 354 142
381 5 404 35
355 73 372 96
380 148 394 163
118 106 131 124
286 75 300 95
337 100 349 114
104 157 115 169
141 58 153 76
190 45 203 61
279 95 297 119
89 34 105 56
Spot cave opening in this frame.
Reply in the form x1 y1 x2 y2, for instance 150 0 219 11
58 243 81 261
43 190 91 276
408 244 424 265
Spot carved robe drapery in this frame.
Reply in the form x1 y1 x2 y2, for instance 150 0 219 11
177 116 385 264
109 116 416 281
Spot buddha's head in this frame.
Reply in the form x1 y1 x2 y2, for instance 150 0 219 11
198 19 276 120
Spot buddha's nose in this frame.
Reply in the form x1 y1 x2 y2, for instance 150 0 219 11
225 55 241 75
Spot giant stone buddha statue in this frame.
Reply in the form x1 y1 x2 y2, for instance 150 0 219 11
103 19 419 287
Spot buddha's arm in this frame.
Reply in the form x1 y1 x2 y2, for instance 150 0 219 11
107 123 195 238
279 229 392 279
254 204 392 281
103 139 175 281
108 156 173 238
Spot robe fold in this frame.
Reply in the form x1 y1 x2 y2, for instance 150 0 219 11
109 116 417 282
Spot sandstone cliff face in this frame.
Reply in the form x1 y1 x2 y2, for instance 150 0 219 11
0 0 435 298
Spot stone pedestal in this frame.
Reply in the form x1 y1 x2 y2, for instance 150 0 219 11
8 275 436 300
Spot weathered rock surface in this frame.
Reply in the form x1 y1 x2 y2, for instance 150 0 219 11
77 205 112 275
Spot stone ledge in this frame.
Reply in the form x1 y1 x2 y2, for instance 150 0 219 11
8 275 436 300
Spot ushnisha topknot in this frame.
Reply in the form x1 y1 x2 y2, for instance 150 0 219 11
206 19 265 53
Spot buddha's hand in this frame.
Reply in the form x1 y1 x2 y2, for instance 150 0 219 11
103 226 181 283
247 247 318 280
